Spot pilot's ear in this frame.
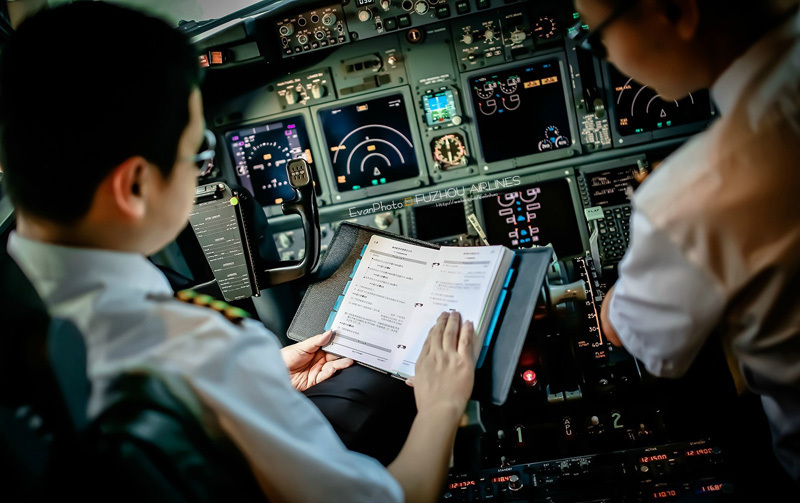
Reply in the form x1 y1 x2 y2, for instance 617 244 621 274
662 0 701 41
109 156 149 220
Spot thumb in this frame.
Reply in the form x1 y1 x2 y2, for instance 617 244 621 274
296 330 335 353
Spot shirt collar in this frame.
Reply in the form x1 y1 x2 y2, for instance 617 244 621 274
6 231 173 300
711 10 800 116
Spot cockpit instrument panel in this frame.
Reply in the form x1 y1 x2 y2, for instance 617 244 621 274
226 116 320 207
466 57 576 169
606 63 715 144
479 177 584 258
422 89 459 128
431 133 468 170
412 200 469 242
158 1 785 499
317 93 421 194
583 165 636 208
276 4 349 57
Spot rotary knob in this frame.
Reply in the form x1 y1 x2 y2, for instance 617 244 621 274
414 1 429 15
484 28 496 42
358 8 373 22
460 33 473 44
510 28 526 44
310 83 327 99
279 23 294 37
285 89 300 105
508 474 523 492
297 33 309 45
321 12 337 26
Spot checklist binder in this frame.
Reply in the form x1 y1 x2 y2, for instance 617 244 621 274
287 222 551 405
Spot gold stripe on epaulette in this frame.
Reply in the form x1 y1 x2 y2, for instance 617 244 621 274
175 289 252 325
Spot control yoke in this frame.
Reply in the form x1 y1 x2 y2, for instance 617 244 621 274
262 159 321 286
188 159 320 302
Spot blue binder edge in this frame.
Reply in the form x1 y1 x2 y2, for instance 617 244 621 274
325 244 369 331
477 263 516 368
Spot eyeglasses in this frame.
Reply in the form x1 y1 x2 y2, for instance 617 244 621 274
569 0 639 59
193 129 216 176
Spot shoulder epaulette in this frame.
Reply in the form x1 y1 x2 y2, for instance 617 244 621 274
175 289 251 325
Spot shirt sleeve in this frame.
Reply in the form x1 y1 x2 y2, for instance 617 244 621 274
608 211 727 378
151 304 404 503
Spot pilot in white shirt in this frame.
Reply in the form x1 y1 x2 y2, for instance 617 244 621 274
0 4 477 501
7 231 405 502
588 2 800 479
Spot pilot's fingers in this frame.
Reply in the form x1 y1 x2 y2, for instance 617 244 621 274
633 170 649 184
317 357 354 383
442 311 461 352
424 311 449 356
457 320 476 360
324 351 354 364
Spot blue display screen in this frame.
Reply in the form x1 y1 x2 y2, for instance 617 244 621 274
423 89 457 126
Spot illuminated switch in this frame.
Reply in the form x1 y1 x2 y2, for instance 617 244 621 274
210 51 224 65
198 54 210 68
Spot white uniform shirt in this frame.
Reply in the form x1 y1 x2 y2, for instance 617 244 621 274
6 232 404 502
609 12 800 478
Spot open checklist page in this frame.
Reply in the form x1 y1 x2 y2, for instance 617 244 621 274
326 235 511 378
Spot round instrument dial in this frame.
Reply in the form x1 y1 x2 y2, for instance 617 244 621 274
432 133 467 169
533 15 558 39
498 76 520 95
475 81 495 100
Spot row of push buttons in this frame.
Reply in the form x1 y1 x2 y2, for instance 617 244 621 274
284 35 347 55
382 14 410 31
598 205 631 262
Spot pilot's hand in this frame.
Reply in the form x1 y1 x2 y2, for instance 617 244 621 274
633 159 662 184
281 330 354 391
633 168 649 184
408 311 476 416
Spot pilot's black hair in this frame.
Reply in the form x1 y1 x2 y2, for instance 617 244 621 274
0 1 201 223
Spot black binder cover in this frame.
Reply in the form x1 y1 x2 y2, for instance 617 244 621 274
287 222 551 405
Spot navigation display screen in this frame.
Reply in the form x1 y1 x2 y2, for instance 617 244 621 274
423 90 457 126
318 94 420 192
480 178 584 258
585 166 636 207
608 64 713 136
226 116 320 206
469 59 572 163
414 201 468 241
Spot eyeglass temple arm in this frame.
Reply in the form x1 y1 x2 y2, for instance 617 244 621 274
261 159 321 286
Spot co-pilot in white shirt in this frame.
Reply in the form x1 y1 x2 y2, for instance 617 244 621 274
7 231 403 503
609 11 800 478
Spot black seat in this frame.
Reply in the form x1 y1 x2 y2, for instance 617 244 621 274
0 248 266 502
0 250 90 501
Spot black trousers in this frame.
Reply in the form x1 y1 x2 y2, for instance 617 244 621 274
303 365 417 466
